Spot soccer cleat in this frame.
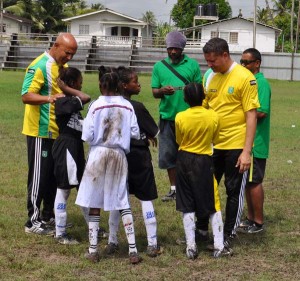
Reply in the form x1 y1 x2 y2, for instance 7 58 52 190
105 242 119 255
146 245 163 258
98 226 109 239
240 223 264 234
161 190 176 202
224 234 236 248
129 252 142 264
84 251 100 263
42 217 55 227
213 246 233 258
186 245 198 260
25 224 55 236
239 218 253 228
42 218 73 229
55 233 79 245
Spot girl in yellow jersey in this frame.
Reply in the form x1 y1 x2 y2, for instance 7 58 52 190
175 83 233 259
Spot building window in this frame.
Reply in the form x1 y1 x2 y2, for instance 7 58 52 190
229 32 238 43
111 26 118 36
1 23 6 33
210 31 238 43
211 31 218 38
219 32 229 41
79 25 89 35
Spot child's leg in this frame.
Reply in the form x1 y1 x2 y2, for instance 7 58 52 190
81 207 90 226
54 188 71 237
183 212 196 248
140 200 157 247
108 210 120 245
183 212 198 259
120 208 138 254
210 211 224 251
88 208 100 254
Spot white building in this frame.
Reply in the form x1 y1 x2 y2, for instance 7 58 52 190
1 11 32 34
62 8 149 46
182 17 281 53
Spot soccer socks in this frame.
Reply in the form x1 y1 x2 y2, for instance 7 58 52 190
210 211 224 251
183 212 196 248
88 215 100 254
54 188 70 237
120 209 137 254
141 200 157 247
108 210 121 245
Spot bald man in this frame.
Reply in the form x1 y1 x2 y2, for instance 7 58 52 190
21 33 78 235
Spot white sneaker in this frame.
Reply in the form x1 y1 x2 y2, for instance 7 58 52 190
25 224 55 236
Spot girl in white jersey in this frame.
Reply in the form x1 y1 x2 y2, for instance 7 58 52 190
75 70 142 264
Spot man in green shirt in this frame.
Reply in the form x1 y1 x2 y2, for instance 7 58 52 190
239 48 271 233
151 31 201 202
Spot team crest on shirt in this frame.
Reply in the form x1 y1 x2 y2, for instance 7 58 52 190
42 150 48 158
250 80 257 86
27 68 35 74
228 87 234 94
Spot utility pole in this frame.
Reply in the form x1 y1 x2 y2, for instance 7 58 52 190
295 0 300 53
0 0 3 42
291 0 295 49
253 0 257 48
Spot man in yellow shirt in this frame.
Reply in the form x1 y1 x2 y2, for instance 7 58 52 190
200 38 260 248
21 33 78 235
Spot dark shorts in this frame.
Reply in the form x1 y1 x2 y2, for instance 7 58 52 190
158 119 178 169
126 146 158 201
52 135 85 190
176 151 218 216
247 157 266 185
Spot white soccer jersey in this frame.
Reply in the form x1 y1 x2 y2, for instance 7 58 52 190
82 95 140 154
76 95 140 211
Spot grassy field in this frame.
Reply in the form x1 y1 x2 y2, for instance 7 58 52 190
0 71 299 281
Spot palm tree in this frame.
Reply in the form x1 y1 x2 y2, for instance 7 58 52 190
142 10 156 37
4 0 33 18
154 21 172 46
265 0 275 23
91 3 104 10
257 7 272 25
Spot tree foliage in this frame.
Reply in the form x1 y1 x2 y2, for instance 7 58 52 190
171 0 231 29
3 0 104 33
268 0 299 51
142 10 157 37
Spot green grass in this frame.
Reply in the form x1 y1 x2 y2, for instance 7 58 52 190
0 71 299 281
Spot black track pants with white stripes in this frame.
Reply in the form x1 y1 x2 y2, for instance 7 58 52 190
213 149 246 236
26 136 57 227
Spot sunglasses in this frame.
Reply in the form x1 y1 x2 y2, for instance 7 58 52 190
240 59 257 66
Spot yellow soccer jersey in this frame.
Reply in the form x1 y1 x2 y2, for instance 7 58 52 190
21 52 66 139
175 106 219 155
203 63 260 149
